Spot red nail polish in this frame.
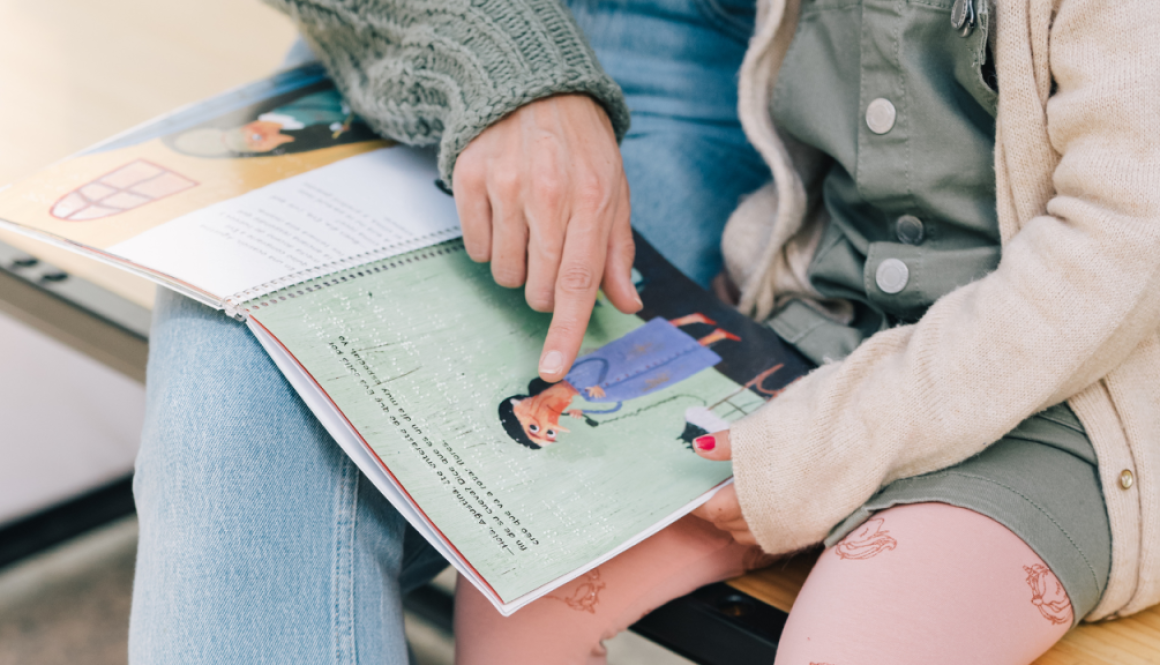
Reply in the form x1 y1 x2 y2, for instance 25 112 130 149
695 435 716 451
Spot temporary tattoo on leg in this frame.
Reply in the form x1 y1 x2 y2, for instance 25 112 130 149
1023 564 1072 625
834 517 898 560
547 569 606 613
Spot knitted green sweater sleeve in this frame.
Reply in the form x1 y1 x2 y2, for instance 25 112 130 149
263 0 631 184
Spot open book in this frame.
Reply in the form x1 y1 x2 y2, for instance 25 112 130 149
0 64 812 614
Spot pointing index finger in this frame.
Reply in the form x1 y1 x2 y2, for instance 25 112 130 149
537 215 607 382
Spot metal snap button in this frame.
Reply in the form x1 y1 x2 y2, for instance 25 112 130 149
875 258 909 294
896 215 925 245
951 0 976 36
1120 469 1135 490
866 98 897 135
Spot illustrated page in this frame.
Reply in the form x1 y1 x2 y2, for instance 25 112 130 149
247 237 812 602
108 147 460 303
0 65 457 303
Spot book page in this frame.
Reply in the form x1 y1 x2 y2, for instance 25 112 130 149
108 147 460 304
0 66 458 305
246 237 812 605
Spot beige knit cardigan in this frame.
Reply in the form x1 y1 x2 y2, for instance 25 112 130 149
723 0 1160 621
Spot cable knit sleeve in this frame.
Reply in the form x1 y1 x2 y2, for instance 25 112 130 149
729 0 1160 557
263 0 631 184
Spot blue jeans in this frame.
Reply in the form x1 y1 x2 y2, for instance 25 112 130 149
571 0 766 286
129 2 765 662
131 290 449 663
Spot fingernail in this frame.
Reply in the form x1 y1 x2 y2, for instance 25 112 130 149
540 350 564 375
633 291 643 308
694 435 716 451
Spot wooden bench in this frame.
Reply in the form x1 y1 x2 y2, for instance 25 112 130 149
728 552 1160 664
6 7 1160 664
6 230 1158 665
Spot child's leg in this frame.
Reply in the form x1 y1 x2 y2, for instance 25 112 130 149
774 502 1073 665
454 514 768 665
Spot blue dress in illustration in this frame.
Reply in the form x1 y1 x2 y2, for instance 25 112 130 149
498 314 742 449
563 317 724 414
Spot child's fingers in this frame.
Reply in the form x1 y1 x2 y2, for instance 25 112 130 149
693 430 732 461
725 529 758 547
691 485 758 546
691 484 743 525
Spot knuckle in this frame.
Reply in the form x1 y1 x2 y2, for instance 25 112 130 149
531 171 564 208
614 233 635 259
531 132 565 162
530 243 563 269
549 318 583 339
460 208 490 232
492 265 525 288
462 238 487 261
575 174 610 210
454 155 485 187
526 289 554 313
558 264 597 294
491 167 522 199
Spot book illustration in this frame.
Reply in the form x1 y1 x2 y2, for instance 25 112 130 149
245 236 812 606
51 160 198 221
499 314 740 449
166 88 381 159
106 147 461 306
1 69 458 307
0 64 817 613
79 64 335 156
678 362 788 447
0 66 391 260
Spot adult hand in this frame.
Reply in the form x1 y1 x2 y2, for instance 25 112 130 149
690 431 758 546
452 94 641 383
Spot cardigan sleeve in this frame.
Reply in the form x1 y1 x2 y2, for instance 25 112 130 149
262 0 631 185
729 0 1160 556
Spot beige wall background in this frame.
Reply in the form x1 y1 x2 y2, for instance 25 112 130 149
0 0 296 519
0 0 299 306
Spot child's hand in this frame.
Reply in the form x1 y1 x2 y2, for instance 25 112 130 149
690 431 757 547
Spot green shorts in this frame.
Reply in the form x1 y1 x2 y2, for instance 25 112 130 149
825 402 1111 624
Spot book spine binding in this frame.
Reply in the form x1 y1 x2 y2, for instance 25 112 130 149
234 239 466 317
222 229 462 318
